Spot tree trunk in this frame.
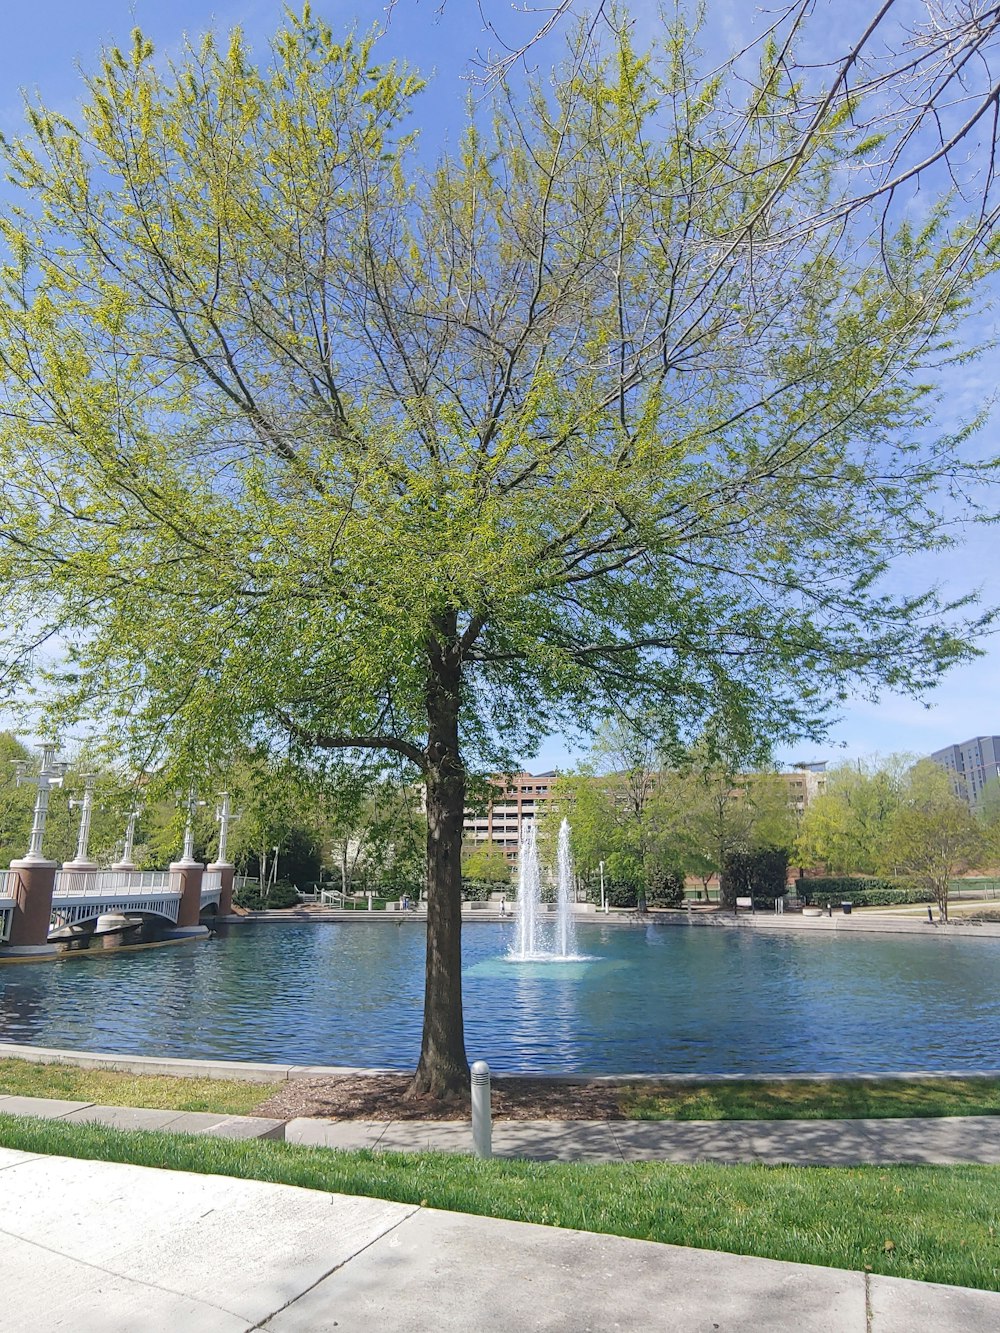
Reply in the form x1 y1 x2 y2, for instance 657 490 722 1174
409 615 469 1100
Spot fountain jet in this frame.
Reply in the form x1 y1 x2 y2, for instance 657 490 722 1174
509 818 578 961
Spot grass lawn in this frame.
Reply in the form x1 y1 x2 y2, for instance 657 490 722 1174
5 1058 1000 1122
0 1059 280 1114
1 1114 999 1292
620 1077 1000 1121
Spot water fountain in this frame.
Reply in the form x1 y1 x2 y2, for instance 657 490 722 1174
509 818 579 961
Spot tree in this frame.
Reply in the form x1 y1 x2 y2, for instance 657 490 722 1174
880 759 985 920
0 733 35 866
316 767 425 897
438 1 1000 251
720 846 790 910
576 718 666 898
978 777 1000 867
0 10 996 1095
648 757 796 898
737 773 799 854
0 734 145 868
461 840 511 885
796 758 910 874
220 757 321 895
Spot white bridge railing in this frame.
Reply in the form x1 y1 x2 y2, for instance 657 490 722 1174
0 868 222 940
51 869 179 929
53 870 170 898
0 870 11 942
0 870 17 941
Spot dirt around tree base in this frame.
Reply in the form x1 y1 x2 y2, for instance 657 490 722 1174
253 1074 626 1122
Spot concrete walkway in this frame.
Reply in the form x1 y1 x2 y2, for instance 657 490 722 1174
2 1145 999 1332
0 1094 284 1140
285 1111 1000 1165
4 1092 1000 1163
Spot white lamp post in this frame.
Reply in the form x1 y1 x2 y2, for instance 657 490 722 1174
13 744 68 863
178 788 206 866
600 859 607 914
66 774 98 868
114 807 141 871
214 791 234 865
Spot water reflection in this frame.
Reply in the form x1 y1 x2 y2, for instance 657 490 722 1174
0 922 998 1074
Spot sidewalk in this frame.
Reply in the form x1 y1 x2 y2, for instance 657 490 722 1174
5 1091 1000 1164
3 1145 999 1331
284 1111 1000 1165
0 1094 285 1141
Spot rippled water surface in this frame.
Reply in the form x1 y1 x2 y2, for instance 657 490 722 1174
2 921 999 1074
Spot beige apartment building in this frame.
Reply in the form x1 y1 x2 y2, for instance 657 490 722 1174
463 771 558 857
772 762 827 815
462 763 826 856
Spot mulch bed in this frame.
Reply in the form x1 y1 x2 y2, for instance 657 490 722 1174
253 1074 627 1122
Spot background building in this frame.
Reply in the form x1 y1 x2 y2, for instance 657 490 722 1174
930 736 1000 807
776 762 827 815
463 771 557 857
463 763 827 857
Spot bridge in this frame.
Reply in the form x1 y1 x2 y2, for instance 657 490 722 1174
0 868 223 942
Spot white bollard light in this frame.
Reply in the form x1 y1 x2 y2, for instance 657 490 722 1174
470 1060 492 1159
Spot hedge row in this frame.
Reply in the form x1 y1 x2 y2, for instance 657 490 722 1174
796 876 895 897
796 880 936 907
462 879 507 901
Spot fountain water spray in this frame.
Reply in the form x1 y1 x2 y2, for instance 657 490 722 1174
509 817 578 961
556 818 578 958
512 820 540 959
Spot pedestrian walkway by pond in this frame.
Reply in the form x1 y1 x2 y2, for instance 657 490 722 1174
1 921 999 1075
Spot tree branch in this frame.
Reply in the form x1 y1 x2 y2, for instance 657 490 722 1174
278 712 427 772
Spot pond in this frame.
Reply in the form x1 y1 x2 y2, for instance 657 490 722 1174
1 920 999 1075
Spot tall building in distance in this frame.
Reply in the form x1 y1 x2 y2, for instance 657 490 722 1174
771 762 827 815
930 736 1000 807
461 763 828 856
463 771 558 857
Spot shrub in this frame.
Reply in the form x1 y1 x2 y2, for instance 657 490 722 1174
796 876 893 899
721 848 789 908
605 880 641 908
373 881 422 902
234 880 301 911
796 876 931 905
647 863 685 908
461 879 498 901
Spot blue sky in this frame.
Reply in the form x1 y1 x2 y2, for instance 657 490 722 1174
0 0 996 774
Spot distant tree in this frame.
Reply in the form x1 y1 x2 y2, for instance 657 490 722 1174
316 767 425 897
546 771 617 885
649 757 794 897
880 760 985 921
0 734 148 867
461 840 511 885
0 733 34 865
796 759 911 875
978 779 1000 869
221 758 323 895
